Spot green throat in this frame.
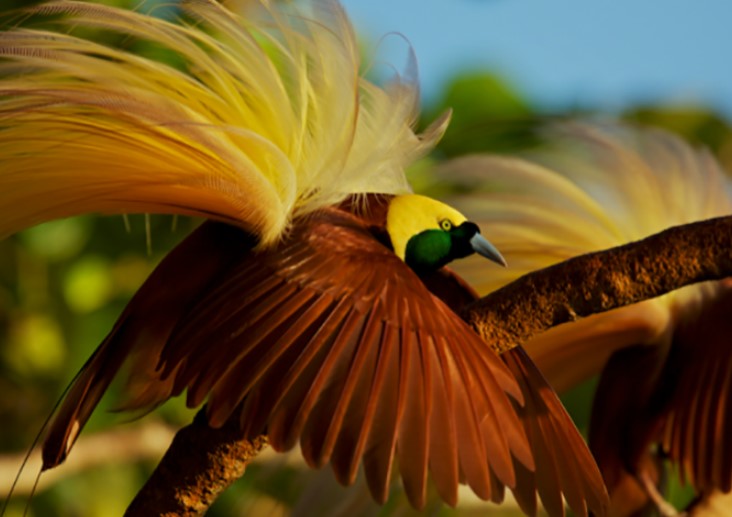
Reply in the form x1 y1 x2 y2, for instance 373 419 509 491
404 223 478 273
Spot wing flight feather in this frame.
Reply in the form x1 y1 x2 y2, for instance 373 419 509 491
90 210 530 508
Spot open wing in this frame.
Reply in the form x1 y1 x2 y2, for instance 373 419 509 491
159 209 534 508
44 211 533 509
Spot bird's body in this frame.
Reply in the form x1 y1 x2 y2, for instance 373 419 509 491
1 1 609 515
41 194 537 509
35 192 607 515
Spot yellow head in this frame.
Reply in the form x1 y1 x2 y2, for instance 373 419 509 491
386 194 506 272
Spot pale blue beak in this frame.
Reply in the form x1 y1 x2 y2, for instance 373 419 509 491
470 233 507 267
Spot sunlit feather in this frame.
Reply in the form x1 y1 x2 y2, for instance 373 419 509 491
440 123 731 299
0 0 447 245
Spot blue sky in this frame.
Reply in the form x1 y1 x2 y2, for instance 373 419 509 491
341 0 732 117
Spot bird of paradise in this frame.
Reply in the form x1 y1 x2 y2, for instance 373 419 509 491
1 1 608 515
439 123 732 515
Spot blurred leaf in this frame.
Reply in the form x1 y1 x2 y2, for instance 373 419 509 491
62 256 113 314
5 313 66 376
624 105 732 153
623 104 732 176
20 219 91 262
426 72 542 156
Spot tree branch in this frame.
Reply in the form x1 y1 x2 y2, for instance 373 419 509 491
125 410 267 517
464 216 732 352
126 216 732 514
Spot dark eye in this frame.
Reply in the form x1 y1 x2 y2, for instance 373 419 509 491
440 219 453 231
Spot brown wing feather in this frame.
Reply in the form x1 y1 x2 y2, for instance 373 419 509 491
41 222 251 468
426 266 610 516
426 335 460 506
660 286 732 493
94 208 532 509
361 324 402 503
504 347 610 517
588 286 732 505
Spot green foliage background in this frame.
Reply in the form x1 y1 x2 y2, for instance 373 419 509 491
2 0 731 515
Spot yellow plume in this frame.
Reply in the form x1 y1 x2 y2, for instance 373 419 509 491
0 0 448 245
438 123 732 301
435 123 732 390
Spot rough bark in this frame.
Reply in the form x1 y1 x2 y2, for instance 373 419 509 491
464 216 732 352
126 216 732 515
125 410 268 516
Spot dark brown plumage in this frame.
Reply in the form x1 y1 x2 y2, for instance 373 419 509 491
41 197 608 514
590 283 732 514
437 267 609 517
